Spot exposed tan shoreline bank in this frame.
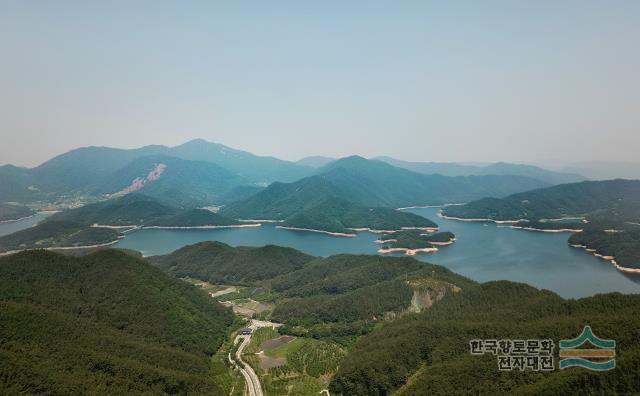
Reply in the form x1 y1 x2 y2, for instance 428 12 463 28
439 213 524 224
510 226 583 233
275 226 357 237
378 246 439 256
569 243 640 274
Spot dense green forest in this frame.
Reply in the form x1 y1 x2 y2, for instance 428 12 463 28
150 241 315 284
330 281 640 395
4 240 639 395
0 202 34 221
155 244 474 342
584 199 640 230
0 250 234 394
270 255 471 340
149 242 640 394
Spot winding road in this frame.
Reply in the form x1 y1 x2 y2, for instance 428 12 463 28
235 334 263 396
232 319 282 396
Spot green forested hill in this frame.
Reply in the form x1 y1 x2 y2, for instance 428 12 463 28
0 220 121 252
145 208 240 227
379 230 456 250
149 243 472 341
146 242 640 394
223 156 549 221
222 177 437 233
443 179 640 221
96 155 250 208
569 228 640 269
0 195 241 251
266 254 473 339
269 255 473 339
48 194 240 227
150 241 315 284
222 176 343 220
0 165 42 202
16 140 309 195
48 193 178 226
330 282 640 395
31 145 168 192
0 249 234 395
280 197 437 233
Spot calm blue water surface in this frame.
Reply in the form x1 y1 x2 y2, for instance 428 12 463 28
4 208 638 298
0 212 52 237
115 207 640 298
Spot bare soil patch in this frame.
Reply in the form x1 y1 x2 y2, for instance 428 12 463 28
258 352 287 369
261 335 294 351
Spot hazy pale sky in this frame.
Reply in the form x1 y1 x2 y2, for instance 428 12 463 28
1 1 638 167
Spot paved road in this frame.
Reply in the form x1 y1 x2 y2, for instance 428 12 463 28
235 334 262 396
233 320 281 396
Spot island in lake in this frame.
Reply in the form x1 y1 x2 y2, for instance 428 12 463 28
376 230 456 256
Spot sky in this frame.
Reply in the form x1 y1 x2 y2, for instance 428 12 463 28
1 1 639 168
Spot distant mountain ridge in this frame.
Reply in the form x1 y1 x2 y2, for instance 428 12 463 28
223 156 549 233
559 160 640 180
96 155 252 208
0 139 312 206
296 156 336 168
170 139 313 183
1 140 582 208
376 156 586 185
317 156 549 207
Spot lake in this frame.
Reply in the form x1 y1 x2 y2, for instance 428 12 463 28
3 208 638 298
0 212 53 237
115 207 640 298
